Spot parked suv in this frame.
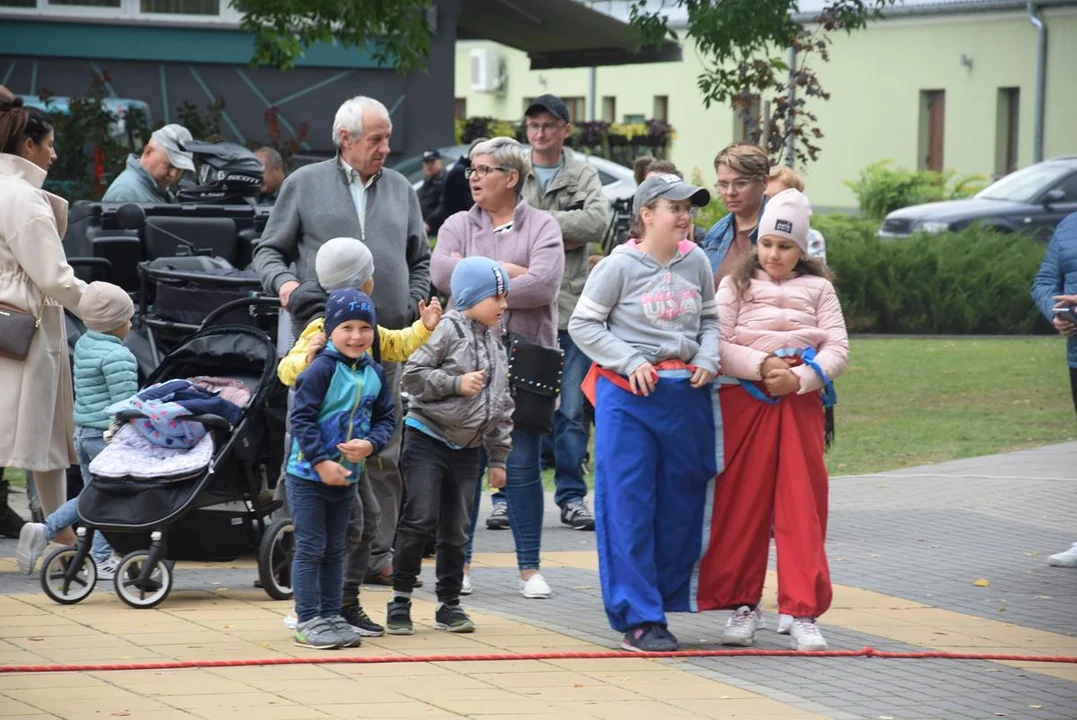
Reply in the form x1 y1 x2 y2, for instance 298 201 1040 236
878 156 1077 241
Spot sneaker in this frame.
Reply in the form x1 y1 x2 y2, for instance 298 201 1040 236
16 522 48 575
789 617 828 651
385 598 414 635
777 613 793 635
621 623 679 653
294 617 343 649
560 500 595 531
519 573 552 599
461 572 473 596
326 615 363 648
341 602 385 637
283 609 298 630
434 602 475 633
1047 542 1077 568
721 605 763 646
485 502 510 530
95 555 120 582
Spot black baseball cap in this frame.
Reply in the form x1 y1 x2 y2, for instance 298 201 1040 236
422 149 441 162
525 94 570 124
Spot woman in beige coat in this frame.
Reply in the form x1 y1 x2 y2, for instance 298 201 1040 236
0 87 85 531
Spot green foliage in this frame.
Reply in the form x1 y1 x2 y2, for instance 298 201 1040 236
628 1 899 165
39 74 149 201
825 224 1048 334
237 0 432 71
175 97 226 142
845 160 988 220
691 165 729 229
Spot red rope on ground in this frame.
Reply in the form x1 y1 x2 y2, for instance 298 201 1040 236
1 647 1074 674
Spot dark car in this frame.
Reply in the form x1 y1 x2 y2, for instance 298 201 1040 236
878 156 1077 241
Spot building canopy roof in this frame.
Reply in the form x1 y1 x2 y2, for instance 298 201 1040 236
457 0 682 69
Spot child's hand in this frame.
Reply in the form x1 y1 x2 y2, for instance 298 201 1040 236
337 439 375 463
763 368 801 397
760 355 788 377
628 361 657 396
315 460 352 486
305 332 327 363
459 369 486 396
419 297 443 332
689 367 714 388
488 467 507 489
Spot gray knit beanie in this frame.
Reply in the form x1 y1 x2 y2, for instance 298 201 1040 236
315 236 375 291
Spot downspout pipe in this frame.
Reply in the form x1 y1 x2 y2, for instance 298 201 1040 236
785 45 797 168
1027 1 1046 163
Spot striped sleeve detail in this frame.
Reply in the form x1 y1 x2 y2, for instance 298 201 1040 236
574 294 611 321
700 298 718 317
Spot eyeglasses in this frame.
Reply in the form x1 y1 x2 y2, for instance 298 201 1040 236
525 122 566 134
715 179 759 195
465 164 509 179
653 201 697 218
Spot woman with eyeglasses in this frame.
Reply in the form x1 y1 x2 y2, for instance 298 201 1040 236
701 143 770 288
430 136 565 600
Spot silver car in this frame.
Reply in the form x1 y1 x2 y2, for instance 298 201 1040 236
393 144 637 205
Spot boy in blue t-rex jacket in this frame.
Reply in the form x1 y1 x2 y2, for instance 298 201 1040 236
286 288 395 650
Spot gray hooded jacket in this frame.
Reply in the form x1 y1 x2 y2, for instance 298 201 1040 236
400 310 514 468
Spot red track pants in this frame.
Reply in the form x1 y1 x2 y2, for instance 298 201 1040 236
696 384 833 618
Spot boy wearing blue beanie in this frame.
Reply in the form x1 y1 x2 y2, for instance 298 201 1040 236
287 288 396 650
387 257 514 635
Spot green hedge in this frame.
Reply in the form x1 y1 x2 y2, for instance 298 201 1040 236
818 216 1050 334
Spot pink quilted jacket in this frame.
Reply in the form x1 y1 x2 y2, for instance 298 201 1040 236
716 270 849 394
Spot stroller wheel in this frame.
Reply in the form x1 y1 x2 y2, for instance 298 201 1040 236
114 551 173 609
257 518 294 601
40 547 97 605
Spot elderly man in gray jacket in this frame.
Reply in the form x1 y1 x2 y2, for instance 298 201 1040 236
253 96 431 626
480 94 608 535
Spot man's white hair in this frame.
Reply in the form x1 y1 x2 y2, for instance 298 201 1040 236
332 96 391 148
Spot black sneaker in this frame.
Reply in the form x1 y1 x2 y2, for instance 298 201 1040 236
621 623 679 653
485 502 510 530
560 500 595 531
342 602 385 637
385 598 414 635
434 601 475 633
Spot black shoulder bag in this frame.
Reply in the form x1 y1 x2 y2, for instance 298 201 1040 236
503 331 564 436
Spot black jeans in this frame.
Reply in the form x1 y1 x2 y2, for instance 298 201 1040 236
393 428 481 602
1070 367 1077 420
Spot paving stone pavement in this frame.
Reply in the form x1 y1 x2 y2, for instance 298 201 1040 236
1 443 1075 719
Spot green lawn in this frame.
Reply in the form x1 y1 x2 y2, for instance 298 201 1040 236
540 336 1075 488
7 338 1073 493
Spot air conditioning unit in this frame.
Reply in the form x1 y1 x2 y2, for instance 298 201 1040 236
470 48 505 93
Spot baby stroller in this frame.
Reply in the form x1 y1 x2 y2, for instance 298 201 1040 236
39 311 292 609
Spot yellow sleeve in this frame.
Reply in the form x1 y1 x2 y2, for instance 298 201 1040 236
378 319 434 363
277 318 325 387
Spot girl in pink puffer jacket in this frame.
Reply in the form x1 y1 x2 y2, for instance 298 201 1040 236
697 189 849 653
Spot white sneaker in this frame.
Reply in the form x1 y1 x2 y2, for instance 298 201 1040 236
1047 542 1077 568
16 522 48 575
777 613 794 634
721 605 763 646
283 609 298 630
461 572 473 595
96 555 121 582
789 617 828 651
519 573 551 599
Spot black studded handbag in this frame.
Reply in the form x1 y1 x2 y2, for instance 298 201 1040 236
504 332 564 436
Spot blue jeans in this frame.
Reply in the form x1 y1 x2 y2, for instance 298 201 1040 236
287 475 356 624
465 429 544 570
549 330 591 508
46 426 113 563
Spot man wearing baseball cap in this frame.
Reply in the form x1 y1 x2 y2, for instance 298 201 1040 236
417 149 445 233
483 93 607 534
102 123 195 203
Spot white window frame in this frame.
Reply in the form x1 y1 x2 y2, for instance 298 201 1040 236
0 0 244 26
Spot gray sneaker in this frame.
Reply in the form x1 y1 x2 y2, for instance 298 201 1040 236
560 500 595 531
294 616 343 649
485 502 510 530
326 615 363 648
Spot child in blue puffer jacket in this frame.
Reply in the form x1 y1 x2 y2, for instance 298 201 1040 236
287 288 395 650
16 282 137 580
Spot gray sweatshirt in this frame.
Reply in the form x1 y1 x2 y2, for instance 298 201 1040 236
400 310 514 468
252 158 430 332
568 240 719 377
